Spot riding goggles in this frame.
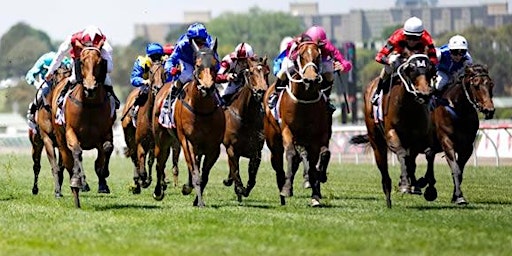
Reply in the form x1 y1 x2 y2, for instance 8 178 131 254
450 49 467 56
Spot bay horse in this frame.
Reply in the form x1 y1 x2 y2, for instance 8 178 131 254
263 40 329 207
222 56 269 202
350 51 436 208
121 60 179 194
419 64 495 205
30 66 71 197
53 44 115 208
153 39 225 207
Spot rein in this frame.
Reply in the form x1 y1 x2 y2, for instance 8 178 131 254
396 54 432 97
462 72 490 112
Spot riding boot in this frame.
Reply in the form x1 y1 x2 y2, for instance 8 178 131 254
268 78 286 109
105 85 120 109
322 80 336 114
168 80 183 106
371 78 384 106
26 101 38 125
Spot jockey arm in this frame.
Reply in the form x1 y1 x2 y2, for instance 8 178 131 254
421 31 438 65
322 40 352 72
215 55 235 83
45 35 73 80
375 29 401 65
101 40 114 73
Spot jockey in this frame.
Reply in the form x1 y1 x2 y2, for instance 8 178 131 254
129 43 164 114
371 16 438 105
44 25 120 109
164 22 220 105
162 43 174 60
25 51 72 126
434 35 473 94
216 42 256 103
269 26 352 113
272 36 293 76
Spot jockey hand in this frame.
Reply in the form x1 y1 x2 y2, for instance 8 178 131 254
227 73 237 81
387 54 400 66
170 67 180 76
44 73 53 82
142 79 151 86
333 61 344 72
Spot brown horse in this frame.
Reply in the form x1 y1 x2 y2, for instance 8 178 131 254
419 64 495 205
263 40 329 207
30 66 71 197
121 60 179 194
53 45 115 208
153 39 225 207
222 56 269 202
350 52 436 208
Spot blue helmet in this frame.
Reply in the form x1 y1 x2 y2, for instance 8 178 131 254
186 23 208 40
146 42 164 56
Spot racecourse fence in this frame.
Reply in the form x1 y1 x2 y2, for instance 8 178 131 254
2 121 512 166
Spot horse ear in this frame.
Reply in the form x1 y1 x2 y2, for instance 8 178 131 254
211 37 218 52
191 39 200 52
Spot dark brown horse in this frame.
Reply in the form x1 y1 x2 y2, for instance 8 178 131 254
53 45 115 208
121 60 179 194
153 39 224 207
263 40 329 207
419 64 495 205
350 52 436 208
30 66 71 197
222 56 269 202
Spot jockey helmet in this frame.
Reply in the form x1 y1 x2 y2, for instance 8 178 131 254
448 35 468 50
279 36 293 52
163 43 174 55
186 23 208 40
403 17 424 37
305 25 327 43
146 43 164 56
234 42 254 59
81 25 103 44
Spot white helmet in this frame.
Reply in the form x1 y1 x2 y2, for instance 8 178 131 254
403 17 424 36
279 36 293 52
82 25 103 41
448 35 468 50
234 42 254 58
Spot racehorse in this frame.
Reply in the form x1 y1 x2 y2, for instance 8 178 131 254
153 39 225 207
29 66 71 197
52 43 116 208
121 60 179 194
263 40 330 207
350 50 436 208
419 64 495 205
222 56 269 202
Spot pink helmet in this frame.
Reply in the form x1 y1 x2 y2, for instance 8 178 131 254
305 25 327 43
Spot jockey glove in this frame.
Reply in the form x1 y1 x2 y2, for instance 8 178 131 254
170 67 180 76
387 54 399 65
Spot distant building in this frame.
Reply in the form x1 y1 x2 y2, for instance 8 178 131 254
134 1 512 47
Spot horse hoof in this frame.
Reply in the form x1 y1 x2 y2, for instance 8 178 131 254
453 197 468 205
153 192 165 201
303 180 311 189
55 192 63 198
417 177 428 188
280 195 286 206
237 194 242 203
132 186 141 195
182 185 193 195
32 187 39 195
311 198 321 207
409 186 422 195
70 178 81 188
141 181 151 189
424 186 437 201
223 178 233 187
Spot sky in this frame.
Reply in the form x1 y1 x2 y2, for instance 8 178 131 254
1 0 509 46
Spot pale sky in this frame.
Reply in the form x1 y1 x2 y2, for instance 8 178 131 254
1 0 508 46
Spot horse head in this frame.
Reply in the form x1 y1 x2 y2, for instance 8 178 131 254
78 42 106 99
462 64 495 119
191 38 218 97
396 50 435 104
241 56 270 102
149 60 165 95
292 40 323 89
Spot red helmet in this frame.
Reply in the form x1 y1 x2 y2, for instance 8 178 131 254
163 43 174 55
81 25 103 47
305 25 327 43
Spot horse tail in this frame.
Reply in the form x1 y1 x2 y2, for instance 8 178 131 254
349 134 370 145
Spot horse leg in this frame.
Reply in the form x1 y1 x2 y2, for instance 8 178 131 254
30 135 43 195
171 143 181 188
152 140 170 201
296 145 321 207
450 148 471 205
66 136 83 208
289 154 301 195
317 146 331 184
195 149 220 207
405 154 422 195
42 135 63 198
225 146 245 202
245 152 262 197
419 151 438 201
95 141 113 194
371 137 392 208
136 143 150 188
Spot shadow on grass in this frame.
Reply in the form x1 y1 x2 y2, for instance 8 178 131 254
406 204 479 210
0 195 16 201
471 200 512 205
93 203 161 211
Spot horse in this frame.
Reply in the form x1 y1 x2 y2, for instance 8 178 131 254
52 44 116 208
153 39 225 207
222 56 269 202
349 50 436 208
263 40 330 207
121 60 179 194
29 66 71 197
419 64 495 205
